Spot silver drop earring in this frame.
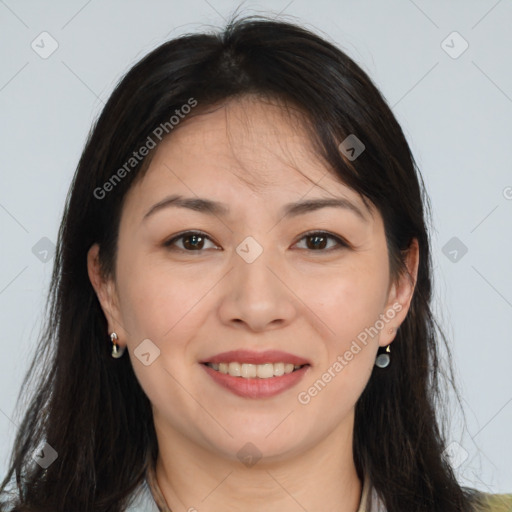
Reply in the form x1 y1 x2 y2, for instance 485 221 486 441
375 344 391 368
110 332 126 358
375 326 398 368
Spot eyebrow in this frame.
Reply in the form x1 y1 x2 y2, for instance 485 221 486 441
142 194 369 223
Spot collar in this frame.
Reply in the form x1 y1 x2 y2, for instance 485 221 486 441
145 458 171 511
145 461 377 512
357 471 372 512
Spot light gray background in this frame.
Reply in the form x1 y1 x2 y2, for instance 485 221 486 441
1 0 511 494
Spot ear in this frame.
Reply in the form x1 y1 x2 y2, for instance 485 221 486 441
87 243 127 347
379 238 420 347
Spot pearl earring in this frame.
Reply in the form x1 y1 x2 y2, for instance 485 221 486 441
375 344 391 368
110 332 126 358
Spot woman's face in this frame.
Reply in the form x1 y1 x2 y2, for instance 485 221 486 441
88 96 417 463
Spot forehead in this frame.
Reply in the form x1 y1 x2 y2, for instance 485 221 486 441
123 96 373 220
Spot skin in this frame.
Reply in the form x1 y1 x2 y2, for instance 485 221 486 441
88 96 419 512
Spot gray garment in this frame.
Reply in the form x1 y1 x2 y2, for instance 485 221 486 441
124 478 161 512
123 471 387 512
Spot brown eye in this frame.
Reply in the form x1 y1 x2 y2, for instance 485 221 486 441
163 230 347 253
164 231 218 251
295 231 348 251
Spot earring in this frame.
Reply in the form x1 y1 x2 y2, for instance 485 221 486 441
110 332 126 358
375 344 391 368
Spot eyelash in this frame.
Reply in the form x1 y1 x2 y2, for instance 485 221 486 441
163 230 349 253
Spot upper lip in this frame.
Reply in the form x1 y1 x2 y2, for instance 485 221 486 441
200 350 310 366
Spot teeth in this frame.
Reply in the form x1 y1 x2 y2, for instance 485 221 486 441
207 362 304 379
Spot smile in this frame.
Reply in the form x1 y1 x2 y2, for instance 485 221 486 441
201 362 310 399
204 362 307 379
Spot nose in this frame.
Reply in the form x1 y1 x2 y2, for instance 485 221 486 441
216 242 298 333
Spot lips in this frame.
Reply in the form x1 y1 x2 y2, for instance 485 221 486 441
201 363 310 399
200 350 310 366
199 350 311 399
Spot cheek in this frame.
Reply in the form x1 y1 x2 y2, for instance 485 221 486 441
115 248 200 342
298 346 375 427
294 259 389 411
297 273 384 416
303 257 390 345
116 266 198 413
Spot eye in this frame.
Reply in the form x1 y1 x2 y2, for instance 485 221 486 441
163 231 219 252
294 231 348 252
163 230 348 253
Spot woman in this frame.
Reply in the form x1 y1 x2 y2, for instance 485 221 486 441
0 14 510 512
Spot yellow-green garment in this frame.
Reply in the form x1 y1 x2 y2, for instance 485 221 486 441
357 472 512 512
478 492 512 511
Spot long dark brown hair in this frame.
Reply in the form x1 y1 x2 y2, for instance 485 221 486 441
0 13 487 512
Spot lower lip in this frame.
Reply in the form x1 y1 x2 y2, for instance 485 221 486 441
201 364 310 399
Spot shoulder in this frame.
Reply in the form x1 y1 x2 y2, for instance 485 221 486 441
468 489 512 512
480 493 512 512
124 478 161 512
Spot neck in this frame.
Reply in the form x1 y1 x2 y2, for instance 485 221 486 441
152 412 363 512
